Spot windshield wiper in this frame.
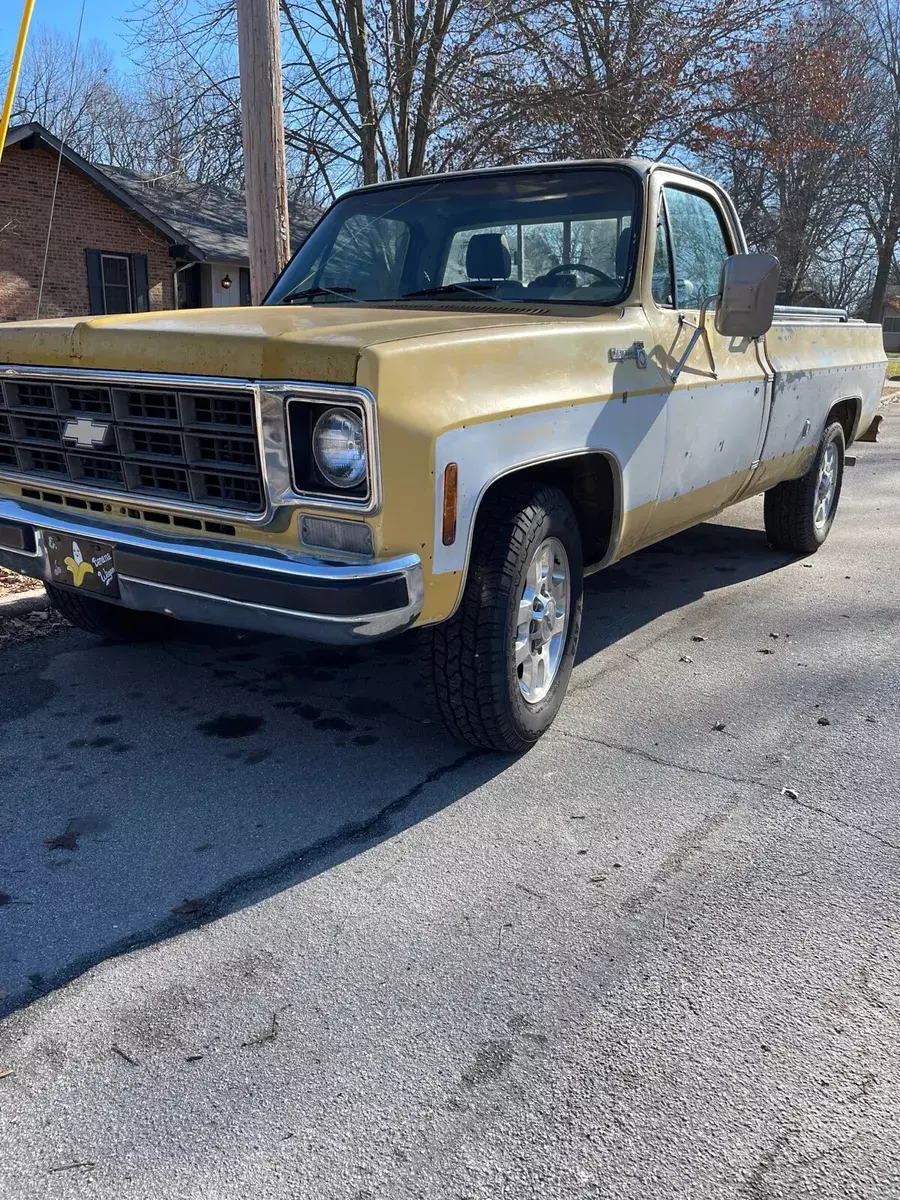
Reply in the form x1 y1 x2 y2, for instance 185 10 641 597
399 282 501 302
281 285 359 304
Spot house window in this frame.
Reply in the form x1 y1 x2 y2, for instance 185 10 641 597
100 254 132 313
85 250 150 315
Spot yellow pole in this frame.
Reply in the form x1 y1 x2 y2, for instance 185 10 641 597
0 0 37 165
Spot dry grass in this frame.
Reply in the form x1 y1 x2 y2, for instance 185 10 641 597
0 569 67 649
0 605 69 649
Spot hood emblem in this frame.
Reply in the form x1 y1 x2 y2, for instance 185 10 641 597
62 416 114 449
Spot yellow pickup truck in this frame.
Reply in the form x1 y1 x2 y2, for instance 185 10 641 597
0 161 886 751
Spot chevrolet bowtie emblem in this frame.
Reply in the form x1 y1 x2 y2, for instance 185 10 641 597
62 416 113 449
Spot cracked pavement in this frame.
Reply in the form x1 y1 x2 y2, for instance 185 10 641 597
1 415 899 1199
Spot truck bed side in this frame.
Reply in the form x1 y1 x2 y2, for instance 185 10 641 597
754 310 886 492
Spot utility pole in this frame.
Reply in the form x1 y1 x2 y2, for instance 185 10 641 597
236 0 290 304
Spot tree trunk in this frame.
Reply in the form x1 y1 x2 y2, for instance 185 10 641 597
868 230 897 323
345 0 379 184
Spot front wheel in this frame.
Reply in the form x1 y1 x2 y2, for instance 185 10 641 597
425 484 583 753
46 584 173 641
764 419 845 554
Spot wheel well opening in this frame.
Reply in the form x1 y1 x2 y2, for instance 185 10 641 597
827 398 861 446
476 454 617 569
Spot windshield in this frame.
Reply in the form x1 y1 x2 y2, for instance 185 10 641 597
266 167 640 309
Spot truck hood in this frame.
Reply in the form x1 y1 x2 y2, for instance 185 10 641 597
0 304 562 384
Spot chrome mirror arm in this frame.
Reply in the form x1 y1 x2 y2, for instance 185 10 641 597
670 292 721 383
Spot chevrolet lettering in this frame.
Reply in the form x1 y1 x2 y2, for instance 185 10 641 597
0 161 886 751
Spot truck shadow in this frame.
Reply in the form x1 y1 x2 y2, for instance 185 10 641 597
0 513 792 1018
577 518 794 662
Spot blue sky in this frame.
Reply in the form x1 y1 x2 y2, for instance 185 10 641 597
1 1 131 69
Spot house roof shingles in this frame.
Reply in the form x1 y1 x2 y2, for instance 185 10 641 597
99 165 319 265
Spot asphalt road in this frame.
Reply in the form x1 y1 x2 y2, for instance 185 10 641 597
1 414 899 1200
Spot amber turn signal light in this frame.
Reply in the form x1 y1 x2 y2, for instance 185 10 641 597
441 463 458 545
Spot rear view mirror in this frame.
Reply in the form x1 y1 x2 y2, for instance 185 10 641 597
716 253 779 339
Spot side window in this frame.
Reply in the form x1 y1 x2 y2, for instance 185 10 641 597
651 216 674 307
664 187 731 309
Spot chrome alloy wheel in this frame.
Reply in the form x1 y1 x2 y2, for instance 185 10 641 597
514 536 570 704
814 441 839 529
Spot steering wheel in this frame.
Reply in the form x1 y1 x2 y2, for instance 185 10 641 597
542 263 616 287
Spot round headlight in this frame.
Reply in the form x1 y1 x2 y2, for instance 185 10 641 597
313 407 367 489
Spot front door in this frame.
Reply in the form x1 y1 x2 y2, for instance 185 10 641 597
642 179 769 540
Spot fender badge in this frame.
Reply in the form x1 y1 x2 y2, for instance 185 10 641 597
609 341 648 368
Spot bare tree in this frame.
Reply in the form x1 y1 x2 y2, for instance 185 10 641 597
279 0 526 185
8 21 245 186
508 0 793 162
701 4 866 302
35 0 892 321
132 54 245 183
853 0 900 321
128 0 537 194
9 27 141 162
806 219 876 311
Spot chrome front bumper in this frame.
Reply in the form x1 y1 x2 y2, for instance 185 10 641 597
0 498 423 643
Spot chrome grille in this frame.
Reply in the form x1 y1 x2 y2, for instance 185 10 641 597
119 388 178 423
58 384 113 415
73 455 126 486
0 374 263 514
14 414 60 443
21 447 67 474
10 381 54 408
189 391 254 428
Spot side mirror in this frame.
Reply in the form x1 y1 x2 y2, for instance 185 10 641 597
715 253 779 339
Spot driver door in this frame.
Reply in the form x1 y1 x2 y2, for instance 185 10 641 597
642 179 769 541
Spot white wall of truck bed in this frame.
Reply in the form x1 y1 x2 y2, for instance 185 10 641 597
761 320 886 463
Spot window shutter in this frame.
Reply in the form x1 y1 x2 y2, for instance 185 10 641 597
85 250 104 314
239 267 251 306
130 254 150 312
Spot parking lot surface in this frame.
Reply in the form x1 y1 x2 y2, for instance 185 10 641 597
1 416 899 1199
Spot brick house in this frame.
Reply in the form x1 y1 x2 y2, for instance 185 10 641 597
0 122 317 323
880 288 900 352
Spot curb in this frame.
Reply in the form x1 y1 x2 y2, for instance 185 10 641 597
0 588 48 619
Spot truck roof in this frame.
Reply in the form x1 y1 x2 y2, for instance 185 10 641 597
344 158 721 197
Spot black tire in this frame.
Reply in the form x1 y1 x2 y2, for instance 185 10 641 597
45 584 173 641
425 483 583 753
764 420 845 554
